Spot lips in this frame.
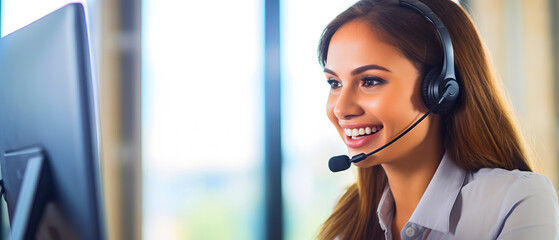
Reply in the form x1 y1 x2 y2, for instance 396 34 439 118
344 125 383 138
341 125 383 148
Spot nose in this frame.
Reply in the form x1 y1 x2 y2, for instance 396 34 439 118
333 88 364 120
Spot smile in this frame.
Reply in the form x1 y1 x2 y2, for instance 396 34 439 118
344 125 383 139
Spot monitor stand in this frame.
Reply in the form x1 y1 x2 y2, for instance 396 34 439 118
1 147 51 240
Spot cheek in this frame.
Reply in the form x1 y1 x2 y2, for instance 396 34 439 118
370 88 420 128
366 89 403 111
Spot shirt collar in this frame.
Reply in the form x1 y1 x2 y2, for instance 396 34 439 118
376 151 467 234
377 186 394 232
408 150 466 233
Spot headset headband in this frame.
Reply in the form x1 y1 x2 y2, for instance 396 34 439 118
399 0 455 82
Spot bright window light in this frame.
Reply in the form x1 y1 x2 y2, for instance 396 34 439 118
1 0 86 37
142 0 264 239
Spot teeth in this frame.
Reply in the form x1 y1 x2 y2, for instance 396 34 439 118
344 126 383 137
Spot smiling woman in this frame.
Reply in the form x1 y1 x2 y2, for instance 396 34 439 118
316 0 559 239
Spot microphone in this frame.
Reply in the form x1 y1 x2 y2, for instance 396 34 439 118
328 84 457 172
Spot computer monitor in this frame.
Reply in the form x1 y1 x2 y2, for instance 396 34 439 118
0 3 105 239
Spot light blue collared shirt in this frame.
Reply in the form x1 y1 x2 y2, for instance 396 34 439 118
377 152 559 240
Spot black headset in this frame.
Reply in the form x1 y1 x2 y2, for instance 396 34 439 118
399 0 460 114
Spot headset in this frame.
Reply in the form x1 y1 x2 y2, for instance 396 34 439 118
328 0 461 172
400 0 460 114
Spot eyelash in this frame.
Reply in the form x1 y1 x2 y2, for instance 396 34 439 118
361 76 386 87
326 76 386 90
327 79 342 89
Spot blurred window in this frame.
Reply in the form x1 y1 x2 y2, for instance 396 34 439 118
141 0 265 239
1 0 87 37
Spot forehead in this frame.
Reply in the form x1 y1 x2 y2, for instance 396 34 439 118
325 20 408 71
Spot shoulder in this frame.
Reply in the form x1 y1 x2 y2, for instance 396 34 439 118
463 168 558 209
461 168 559 238
466 168 557 200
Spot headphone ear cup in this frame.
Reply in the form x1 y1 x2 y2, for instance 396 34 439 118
421 68 458 115
421 68 439 111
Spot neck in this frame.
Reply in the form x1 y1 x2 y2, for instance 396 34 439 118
382 135 443 237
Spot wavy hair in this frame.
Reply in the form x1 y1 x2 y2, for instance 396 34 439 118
316 0 532 239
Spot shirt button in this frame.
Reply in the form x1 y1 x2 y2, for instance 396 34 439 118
405 227 416 237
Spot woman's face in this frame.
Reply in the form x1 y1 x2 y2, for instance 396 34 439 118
325 20 439 168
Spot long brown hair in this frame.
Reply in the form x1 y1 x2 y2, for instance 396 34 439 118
316 0 532 239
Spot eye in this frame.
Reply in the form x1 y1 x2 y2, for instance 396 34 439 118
361 76 386 88
327 79 342 89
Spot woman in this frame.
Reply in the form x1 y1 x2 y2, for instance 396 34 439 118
317 0 559 239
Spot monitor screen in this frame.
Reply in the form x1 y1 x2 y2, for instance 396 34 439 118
0 3 105 239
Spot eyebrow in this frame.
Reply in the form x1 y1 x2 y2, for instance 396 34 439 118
324 64 391 76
